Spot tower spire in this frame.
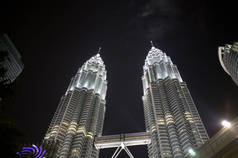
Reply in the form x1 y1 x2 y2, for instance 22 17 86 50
150 41 154 48
97 47 102 55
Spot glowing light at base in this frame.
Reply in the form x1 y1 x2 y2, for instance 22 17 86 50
188 148 196 156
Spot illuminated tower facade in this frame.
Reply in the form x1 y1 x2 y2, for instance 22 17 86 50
218 41 238 86
142 46 209 158
43 54 107 158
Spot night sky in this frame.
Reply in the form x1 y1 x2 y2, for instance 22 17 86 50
1 0 238 157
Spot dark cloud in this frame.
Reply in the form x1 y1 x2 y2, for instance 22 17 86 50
126 0 209 41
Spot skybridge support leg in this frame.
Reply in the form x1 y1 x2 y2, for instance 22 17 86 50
124 146 134 158
112 146 123 158
111 143 134 158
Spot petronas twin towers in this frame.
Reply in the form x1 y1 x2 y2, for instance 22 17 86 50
43 45 209 158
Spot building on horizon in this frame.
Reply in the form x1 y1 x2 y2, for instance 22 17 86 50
43 53 107 158
218 41 238 86
186 117 238 158
142 46 209 158
0 34 24 85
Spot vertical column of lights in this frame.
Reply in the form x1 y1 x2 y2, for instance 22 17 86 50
142 46 209 158
43 54 107 158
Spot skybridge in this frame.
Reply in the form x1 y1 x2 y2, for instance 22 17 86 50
94 132 151 158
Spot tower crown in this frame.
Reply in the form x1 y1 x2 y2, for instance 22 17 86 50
78 53 106 78
67 53 107 99
87 53 104 68
142 45 182 93
144 46 172 70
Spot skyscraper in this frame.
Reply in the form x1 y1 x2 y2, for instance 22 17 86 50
0 34 24 85
218 41 238 86
43 53 107 158
142 46 209 158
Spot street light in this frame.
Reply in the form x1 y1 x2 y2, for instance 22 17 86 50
221 120 231 128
